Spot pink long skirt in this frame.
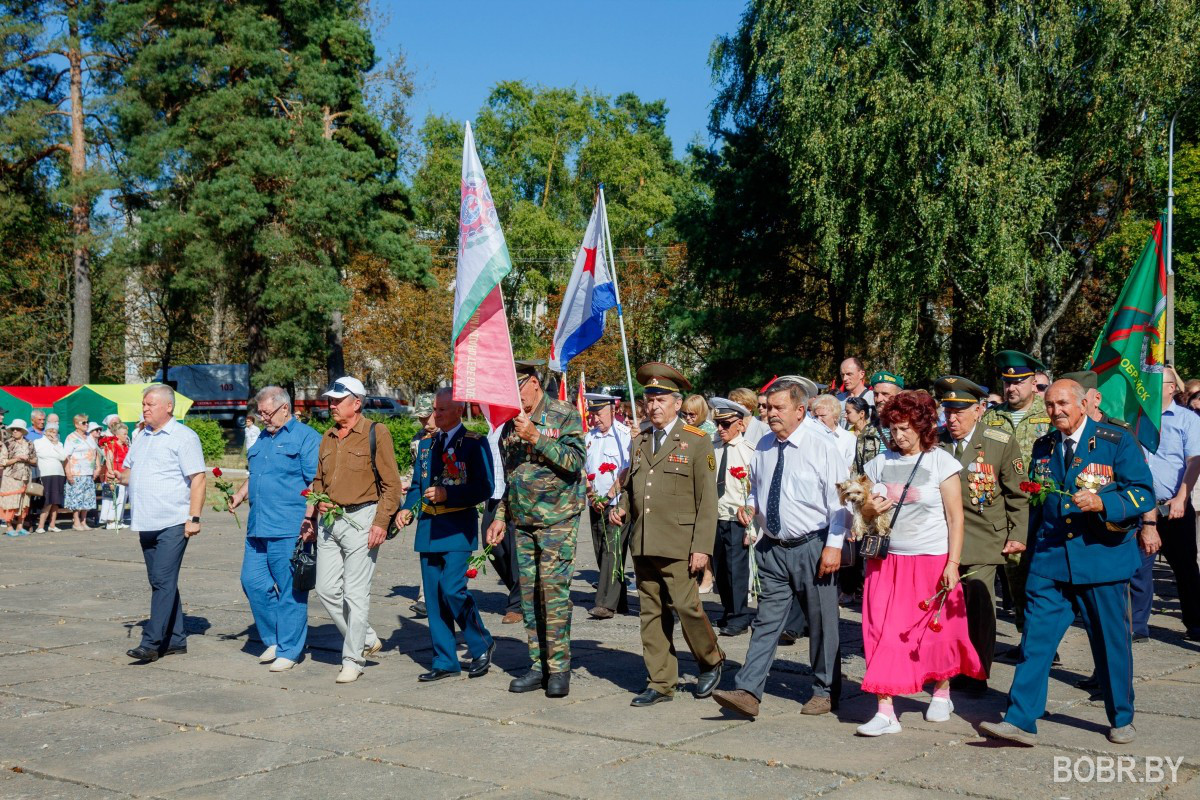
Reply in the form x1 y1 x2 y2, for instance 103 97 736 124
860 553 984 696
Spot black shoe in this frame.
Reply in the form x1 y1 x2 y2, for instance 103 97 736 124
778 630 799 646
546 671 570 698
631 688 673 707
949 675 987 696
1133 634 1150 643
1076 673 1100 690
720 625 748 637
694 662 722 698
1052 650 1063 667
161 646 187 657
509 668 546 693
126 646 160 663
1185 628 1200 642
994 645 1021 664
467 641 496 678
418 668 459 682
410 601 427 618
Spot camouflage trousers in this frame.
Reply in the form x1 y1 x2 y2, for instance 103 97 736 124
515 514 578 674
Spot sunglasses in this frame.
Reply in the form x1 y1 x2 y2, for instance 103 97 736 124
1035 383 1049 392
716 419 739 429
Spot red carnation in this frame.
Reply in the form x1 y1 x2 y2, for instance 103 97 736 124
466 568 478 579
599 461 617 474
587 473 596 481
928 619 943 633
301 488 312 498
918 598 931 611
212 467 223 478
730 466 747 480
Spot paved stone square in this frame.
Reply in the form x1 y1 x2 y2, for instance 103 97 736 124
2 513 1199 799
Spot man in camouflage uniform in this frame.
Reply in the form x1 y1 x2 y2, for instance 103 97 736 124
982 350 1052 652
486 359 586 698
935 376 1028 694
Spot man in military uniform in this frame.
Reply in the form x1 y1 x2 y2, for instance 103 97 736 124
397 388 495 682
611 363 724 707
406 393 437 618
981 379 1154 746
869 371 904 445
982 350 1052 643
710 397 758 637
584 393 632 619
485 359 586 698
935 376 1028 695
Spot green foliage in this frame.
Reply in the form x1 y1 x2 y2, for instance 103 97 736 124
410 82 687 356
682 0 1200 388
184 418 227 462
1172 142 1200 378
98 0 430 386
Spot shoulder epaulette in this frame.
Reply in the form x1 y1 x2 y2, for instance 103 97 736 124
982 428 1011 444
681 424 706 436
1030 416 1051 424
464 430 483 440
986 418 1006 427
1095 426 1124 444
545 397 575 416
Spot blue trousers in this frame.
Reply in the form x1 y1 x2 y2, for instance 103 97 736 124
241 536 310 661
138 524 189 651
420 551 493 672
1006 571 1134 732
1129 550 1155 638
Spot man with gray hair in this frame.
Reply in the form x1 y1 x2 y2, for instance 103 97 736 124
712 378 849 718
121 384 206 663
306 376 403 683
229 386 321 671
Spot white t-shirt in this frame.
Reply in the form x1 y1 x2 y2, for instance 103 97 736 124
863 447 961 555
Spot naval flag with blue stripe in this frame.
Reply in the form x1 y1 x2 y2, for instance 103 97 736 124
549 193 618 372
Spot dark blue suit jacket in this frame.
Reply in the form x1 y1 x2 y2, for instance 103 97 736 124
1028 417 1154 585
404 425 493 553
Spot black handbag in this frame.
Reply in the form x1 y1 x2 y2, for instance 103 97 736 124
290 537 317 592
860 452 924 560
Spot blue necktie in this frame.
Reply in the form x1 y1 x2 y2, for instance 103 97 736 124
766 439 786 535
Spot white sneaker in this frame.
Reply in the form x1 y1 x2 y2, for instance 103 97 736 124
33 528 46 534
856 713 902 737
259 645 277 663
336 664 363 683
362 638 383 658
926 697 954 723
269 657 295 672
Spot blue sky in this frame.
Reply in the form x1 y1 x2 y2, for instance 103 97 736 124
374 2 746 157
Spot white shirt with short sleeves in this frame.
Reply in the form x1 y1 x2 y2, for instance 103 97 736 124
863 447 961 556
125 418 206 531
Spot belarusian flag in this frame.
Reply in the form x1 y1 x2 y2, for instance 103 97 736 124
452 122 521 429
1085 214 1168 452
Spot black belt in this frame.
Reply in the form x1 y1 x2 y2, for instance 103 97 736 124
343 500 376 513
767 526 828 548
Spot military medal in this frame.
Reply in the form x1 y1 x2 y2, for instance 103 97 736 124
1075 463 1111 493
967 456 996 511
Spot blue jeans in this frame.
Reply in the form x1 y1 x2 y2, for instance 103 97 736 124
241 536 310 662
138 524 189 651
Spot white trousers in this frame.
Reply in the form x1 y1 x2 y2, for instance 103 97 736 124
100 485 127 524
314 503 379 666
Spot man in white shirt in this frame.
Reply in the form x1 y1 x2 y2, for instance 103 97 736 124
836 357 875 427
712 379 850 718
710 398 758 636
585 394 632 619
121 384 206 663
243 415 261 451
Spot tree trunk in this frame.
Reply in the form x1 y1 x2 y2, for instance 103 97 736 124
208 288 225 362
326 308 345 380
67 9 91 384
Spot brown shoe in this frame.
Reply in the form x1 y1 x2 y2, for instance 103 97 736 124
801 695 832 715
589 607 614 620
712 689 759 719
501 611 522 624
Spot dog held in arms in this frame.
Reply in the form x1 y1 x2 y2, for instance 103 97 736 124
837 474 891 541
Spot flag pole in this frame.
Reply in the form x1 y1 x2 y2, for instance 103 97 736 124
1166 111 1177 364
598 184 639 429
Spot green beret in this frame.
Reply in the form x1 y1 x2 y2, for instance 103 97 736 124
869 370 905 389
995 350 1047 380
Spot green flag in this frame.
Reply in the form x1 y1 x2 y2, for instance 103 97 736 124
1084 215 1167 452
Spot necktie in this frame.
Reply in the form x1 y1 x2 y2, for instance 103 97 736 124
432 432 445 475
766 440 786 535
653 429 665 454
954 440 964 460
717 446 729 497
1063 436 1075 470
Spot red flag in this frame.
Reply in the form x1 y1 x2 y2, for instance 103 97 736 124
558 373 567 402
758 375 779 395
575 371 589 433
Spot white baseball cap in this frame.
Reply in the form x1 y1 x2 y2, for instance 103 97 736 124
323 377 366 399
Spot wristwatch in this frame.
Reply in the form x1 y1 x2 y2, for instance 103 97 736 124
189 515 201 524
1142 520 1157 527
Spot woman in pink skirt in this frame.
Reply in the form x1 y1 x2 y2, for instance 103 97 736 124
856 391 984 735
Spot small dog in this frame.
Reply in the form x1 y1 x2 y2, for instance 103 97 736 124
837 474 891 541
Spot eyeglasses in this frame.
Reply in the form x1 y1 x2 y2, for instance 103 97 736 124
259 404 285 422
1035 383 1049 392
681 412 698 420
716 420 738 429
